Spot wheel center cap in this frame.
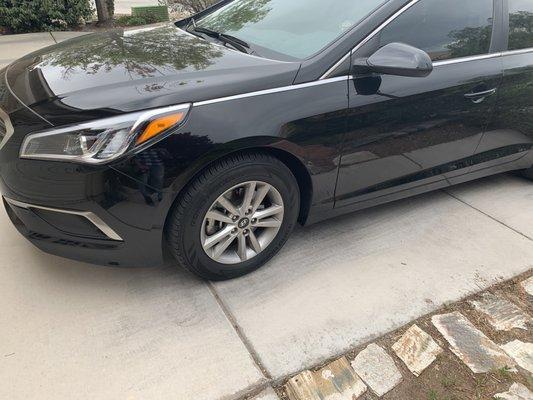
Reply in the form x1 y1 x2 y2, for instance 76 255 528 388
238 218 250 229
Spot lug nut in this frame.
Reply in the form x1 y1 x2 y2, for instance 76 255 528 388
231 228 238 234
232 215 239 221
243 229 249 235
251 218 257 224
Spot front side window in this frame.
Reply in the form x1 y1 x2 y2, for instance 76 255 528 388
197 0 385 59
378 0 494 61
509 0 533 51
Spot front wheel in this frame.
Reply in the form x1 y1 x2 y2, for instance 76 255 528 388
166 153 300 280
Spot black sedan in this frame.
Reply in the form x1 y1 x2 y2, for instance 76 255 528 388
0 0 532 280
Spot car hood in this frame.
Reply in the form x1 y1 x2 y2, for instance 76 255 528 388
5 24 300 125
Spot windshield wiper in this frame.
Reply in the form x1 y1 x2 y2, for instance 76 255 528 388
184 17 205 40
195 27 249 49
190 26 251 54
186 17 197 30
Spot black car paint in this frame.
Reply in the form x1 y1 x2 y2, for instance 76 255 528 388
6 26 301 123
0 0 531 267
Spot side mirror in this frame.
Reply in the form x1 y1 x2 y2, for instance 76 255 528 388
353 42 433 78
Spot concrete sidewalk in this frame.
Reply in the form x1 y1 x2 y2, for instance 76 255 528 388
0 31 89 68
0 34 532 400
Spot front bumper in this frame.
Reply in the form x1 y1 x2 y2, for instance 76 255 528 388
0 67 179 267
2 193 168 267
0 116 171 268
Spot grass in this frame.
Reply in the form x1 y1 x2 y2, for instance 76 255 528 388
428 390 439 400
495 366 514 380
427 389 458 400
441 376 457 389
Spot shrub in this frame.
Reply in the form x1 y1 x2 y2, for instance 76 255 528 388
161 0 218 15
0 0 93 33
116 15 149 27
131 5 169 23
116 7 169 27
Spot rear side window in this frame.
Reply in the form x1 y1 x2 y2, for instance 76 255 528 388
378 0 494 61
509 0 533 51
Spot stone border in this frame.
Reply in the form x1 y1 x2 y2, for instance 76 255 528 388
239 270 532 400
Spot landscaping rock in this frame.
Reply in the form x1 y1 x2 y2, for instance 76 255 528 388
494 382 533 400
253 387 280 400
502 340 533 374
432 312 515 373
470 293 531 331
351 344 402 397
521 276 533 298
392 324 443 376
285 357 366 400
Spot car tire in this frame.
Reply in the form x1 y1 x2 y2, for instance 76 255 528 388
166 152 300 280
521 166 533 180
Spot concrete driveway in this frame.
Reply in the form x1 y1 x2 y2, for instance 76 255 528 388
1 33 532 400
1 174 532 400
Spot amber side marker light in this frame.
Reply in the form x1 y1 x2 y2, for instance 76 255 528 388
136 112 187 145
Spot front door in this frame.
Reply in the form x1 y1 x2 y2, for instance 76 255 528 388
335 0 503 208
472 0 533 171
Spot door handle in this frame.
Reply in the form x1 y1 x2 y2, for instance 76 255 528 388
464 88 497 103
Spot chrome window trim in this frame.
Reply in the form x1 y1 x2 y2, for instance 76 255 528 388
4 197 124 241
0 107 14 150
320 0 423 79
432 47 533 66
321 0 531 78
501 47 533 56
193 76 351 107
433 53 502 66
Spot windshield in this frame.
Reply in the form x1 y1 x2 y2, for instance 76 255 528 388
197 0 386 59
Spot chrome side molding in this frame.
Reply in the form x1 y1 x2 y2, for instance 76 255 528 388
193 76 350 107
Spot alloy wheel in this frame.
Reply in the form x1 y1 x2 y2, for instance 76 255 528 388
200 181 285 264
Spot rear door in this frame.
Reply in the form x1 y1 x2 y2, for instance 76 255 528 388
473 0 533 171
335 0 503 208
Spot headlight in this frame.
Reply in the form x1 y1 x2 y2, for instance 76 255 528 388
20 104 191 164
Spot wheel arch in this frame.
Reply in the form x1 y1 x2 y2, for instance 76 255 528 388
164 142 314 231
